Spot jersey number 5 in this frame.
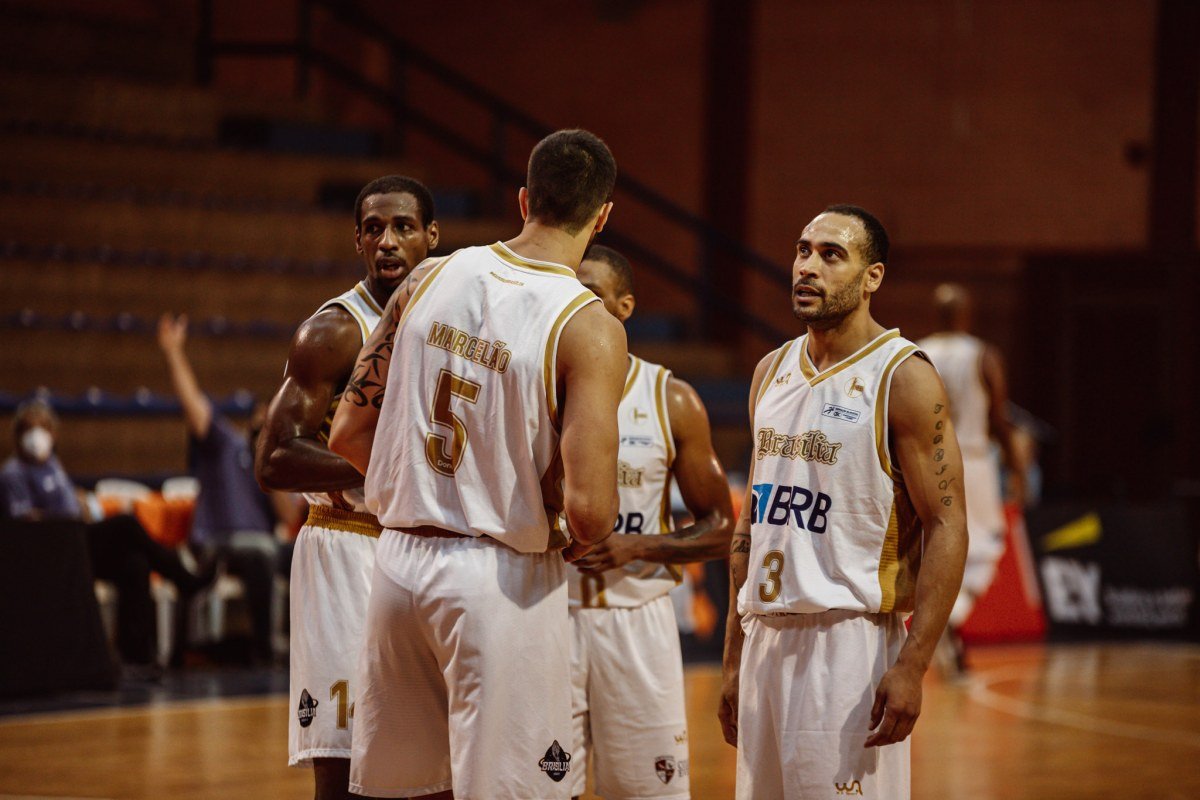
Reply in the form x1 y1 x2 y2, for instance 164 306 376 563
758 550 785 602
425 369 482 476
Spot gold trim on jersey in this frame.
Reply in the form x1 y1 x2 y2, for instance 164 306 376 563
488 242 577 278
326 296 372 340
305 505 382 537
877 501 900 612
622 357 642 400
654 366 675 467
397 253 456 330
799 329 901 387
580 573 608 608
354 281 385 316
755 340 795 408
874 344 919 479
543 290 600 426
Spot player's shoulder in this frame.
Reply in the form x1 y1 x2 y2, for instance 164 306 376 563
888 350 945 420
286 305 365 380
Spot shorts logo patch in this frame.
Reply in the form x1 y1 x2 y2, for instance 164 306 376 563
835 779 864 795
297 689 318 728
655 755 676 784
538 740 571 782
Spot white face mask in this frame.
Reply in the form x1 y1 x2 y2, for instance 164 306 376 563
20 426 54 463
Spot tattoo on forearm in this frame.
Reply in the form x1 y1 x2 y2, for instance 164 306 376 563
344 328 395 409
931 402 954 507
731 534 751 555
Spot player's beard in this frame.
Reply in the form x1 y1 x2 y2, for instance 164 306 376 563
793 267 866 330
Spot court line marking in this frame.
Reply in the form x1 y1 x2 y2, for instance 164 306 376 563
967 657 1200 749
0 693 288 727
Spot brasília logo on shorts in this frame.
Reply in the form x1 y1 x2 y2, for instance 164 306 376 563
538 740 571 782
752 482 833 533
297 689 318 728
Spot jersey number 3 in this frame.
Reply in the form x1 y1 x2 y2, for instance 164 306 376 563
758 550 785 602
426 369 482 476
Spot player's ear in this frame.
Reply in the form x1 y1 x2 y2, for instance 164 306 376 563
617 292 636 323
518 187 530 221
426 220 440 250
354 226 363 254
592 201 614 234
865 261 885 294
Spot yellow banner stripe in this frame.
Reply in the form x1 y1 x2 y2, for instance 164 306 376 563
1042 512 1102 552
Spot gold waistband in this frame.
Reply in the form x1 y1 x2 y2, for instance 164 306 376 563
305 505 382 537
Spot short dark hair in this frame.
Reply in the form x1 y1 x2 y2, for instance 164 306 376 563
582 244 633 296
13 398 57 436
823 204 889 265
526 129 617 234
355 175 435 228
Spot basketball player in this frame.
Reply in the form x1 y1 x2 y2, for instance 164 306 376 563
329 129 626 800
718 205 967 799
567 244 733 800
919 283 1028 671
254 176 439 800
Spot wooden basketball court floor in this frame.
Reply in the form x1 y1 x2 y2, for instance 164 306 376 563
1 642 1197 799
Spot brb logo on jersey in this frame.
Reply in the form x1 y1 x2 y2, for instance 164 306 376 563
752 482 832 533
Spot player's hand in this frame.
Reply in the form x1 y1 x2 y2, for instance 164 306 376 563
562 538 594 563
718 669 739 747
157 313 188 354
572 533 641 573
865 661 923 747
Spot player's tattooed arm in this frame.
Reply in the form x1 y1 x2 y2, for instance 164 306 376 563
343 326 395 409
864 354 967 748
329 261 437 474
720 349 775 749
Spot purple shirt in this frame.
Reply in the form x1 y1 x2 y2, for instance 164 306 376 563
0 454 81 520
188 415 273 546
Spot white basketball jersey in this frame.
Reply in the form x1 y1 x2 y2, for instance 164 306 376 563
739 329 926 617
568 355 682 608
919 331 1005 537
364 243 599 554
302 281 384 513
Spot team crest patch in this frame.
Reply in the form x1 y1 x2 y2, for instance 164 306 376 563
297 689 318 728
538 740 571 782
655 755 676 784
846 376 866 398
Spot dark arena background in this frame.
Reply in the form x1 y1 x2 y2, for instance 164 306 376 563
1 1 1198 798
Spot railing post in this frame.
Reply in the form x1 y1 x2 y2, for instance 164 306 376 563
195 0 214 85
296 0 312 98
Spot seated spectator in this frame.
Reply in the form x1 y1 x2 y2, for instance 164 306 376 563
0 400 212 678
158 314 301 663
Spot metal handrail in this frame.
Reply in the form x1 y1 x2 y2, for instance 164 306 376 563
198 0 792 344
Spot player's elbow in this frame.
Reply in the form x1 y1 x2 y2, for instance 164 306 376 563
255 444 295 492
565 491 618 545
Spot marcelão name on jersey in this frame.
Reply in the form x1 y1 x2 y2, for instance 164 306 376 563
426 320 512 373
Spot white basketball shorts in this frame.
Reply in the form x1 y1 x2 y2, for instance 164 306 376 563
569 594 690 799
288 507 379 766
349 530 574 799
736 609 910 800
